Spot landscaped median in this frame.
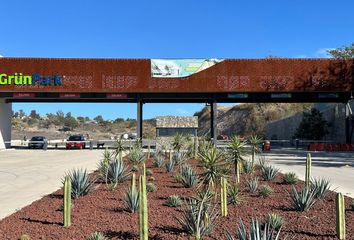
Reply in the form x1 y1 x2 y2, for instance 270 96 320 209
0 137 353 240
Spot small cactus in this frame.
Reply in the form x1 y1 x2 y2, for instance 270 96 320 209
147 143 151 159
305 153 312 188
19 234 31 240
220 177 228 217
63 176 72 228
139 164 148 240
194 136 199 159
336 193 346 240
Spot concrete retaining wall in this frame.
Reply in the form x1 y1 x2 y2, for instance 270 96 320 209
265 104 349 143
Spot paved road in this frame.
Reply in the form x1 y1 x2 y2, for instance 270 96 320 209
263 148 354 198
0 149 104 219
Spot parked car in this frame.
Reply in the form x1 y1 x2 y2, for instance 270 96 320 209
28 136 48 149
66 135 86 149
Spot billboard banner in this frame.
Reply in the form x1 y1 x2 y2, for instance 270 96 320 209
151 59 224 78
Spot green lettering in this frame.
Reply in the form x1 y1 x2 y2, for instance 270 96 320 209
14 73 22 85
23 75 32 85
0 74 8 85
8 75 14 84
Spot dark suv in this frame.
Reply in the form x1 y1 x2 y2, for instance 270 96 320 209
28 136 48 149
66 135 86 149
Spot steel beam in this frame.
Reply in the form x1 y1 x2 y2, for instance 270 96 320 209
210 101 217 145
137 100 143 139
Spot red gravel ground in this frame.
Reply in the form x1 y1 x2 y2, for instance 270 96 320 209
0 158 353 240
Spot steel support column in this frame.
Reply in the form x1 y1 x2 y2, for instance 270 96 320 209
345 103 352 144
210 101 217 145
137 100 143 139
0 99 12 149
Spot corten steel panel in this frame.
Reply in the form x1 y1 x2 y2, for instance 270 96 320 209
0 58 353 93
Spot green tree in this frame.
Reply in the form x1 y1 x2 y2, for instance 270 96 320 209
29 110 40 119
64 112 79 130
327 43 354 58
77 116 86 124
94 115 104 124
294 109 329 140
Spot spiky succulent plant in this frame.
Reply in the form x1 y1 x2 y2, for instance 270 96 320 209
226 218 282 240
264 213 284 231
228 185 242 205
259 185 273 198
176 190 218 240
165 157 175 172
128 146 145 166
166 195 182 207
290 186 317 211
247 177 259 193
262 165 279 181
87 232 108 240
282 172 298 184
311 178 331 200
146 182 157 192
153 154 165 168
173 151 188 166
180 164 198 188
198 145 227 188
105 159 129 189
65 168 94 198
243 160 254 174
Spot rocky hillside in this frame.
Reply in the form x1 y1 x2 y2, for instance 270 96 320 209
195 103 313 137
12 103 312 140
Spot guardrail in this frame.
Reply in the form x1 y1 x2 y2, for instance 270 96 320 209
6 139 157 150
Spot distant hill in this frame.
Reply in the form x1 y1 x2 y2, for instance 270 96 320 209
194 103 313 137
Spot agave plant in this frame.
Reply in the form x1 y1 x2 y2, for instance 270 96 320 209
228 136 247 183
65 169 94 198
290 186 317 211
311 178 331 200
198 145 227 188
146 182 157 192
248 135 262 167
165 157 175 172
282 172 298 184
244 160 254 174
262 165 279 181
128 146 145 167
125 188 139 213
259 185 273 198
180 164 198 188
226 218 282 240
228 184 242 205
105 159 129 189
153 153 165 168
264 213 284 231
87 232 108 240
173 151 189 166
166 195 182 207
176 190 218 240
247 177 259 193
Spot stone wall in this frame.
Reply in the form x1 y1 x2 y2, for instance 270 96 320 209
156 116 198 128
156 116 198 150
265 104 350 143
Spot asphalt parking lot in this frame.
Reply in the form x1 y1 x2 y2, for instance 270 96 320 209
0 149 104 219
263 148 354 198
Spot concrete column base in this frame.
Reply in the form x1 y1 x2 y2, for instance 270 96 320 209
0 99 12 149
